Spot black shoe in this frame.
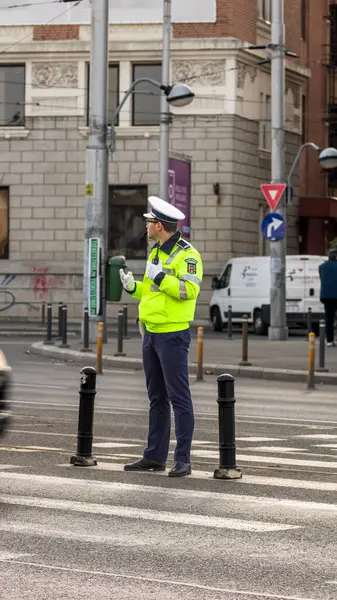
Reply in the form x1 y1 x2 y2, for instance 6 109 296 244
124 457 166 472
168 462 191 477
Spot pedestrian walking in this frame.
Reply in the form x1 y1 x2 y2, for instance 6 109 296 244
120 196 203 477
319 249 337 346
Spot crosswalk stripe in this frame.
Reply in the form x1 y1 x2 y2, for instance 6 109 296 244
0 494 299 532
0 558 321 600
57 461 337 491
191 450 337 469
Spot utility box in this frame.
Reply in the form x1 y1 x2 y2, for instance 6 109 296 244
106 255 126 302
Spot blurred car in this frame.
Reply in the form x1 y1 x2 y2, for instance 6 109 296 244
0 348 11 438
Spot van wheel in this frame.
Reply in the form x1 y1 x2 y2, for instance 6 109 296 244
211 307 223 332
253 309 267 335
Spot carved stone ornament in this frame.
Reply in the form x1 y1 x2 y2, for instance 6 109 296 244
172 61 226 86
236 62 258 89
32 62 78 89
286 82 300 108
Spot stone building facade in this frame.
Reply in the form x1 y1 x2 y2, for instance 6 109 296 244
0 0 309 322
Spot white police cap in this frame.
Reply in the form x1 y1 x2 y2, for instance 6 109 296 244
143 196 185 224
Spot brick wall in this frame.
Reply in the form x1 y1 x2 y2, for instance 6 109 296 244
33 25 79 41
174 0 302 53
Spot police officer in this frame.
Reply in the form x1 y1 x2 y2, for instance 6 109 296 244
119 196 203 477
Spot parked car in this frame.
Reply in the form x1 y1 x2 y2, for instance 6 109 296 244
0 349 11 438
210 255 327 335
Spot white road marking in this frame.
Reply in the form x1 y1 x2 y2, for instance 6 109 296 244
314 444 337 448
0 495 299 532
0 465 24 470
14 383 67 390
0 552 34 560
192 451 337 469
92 443 140 448
58 462 337 491
0 559 322 600
243 447 306 453
236 437 285 442
294 434 337 439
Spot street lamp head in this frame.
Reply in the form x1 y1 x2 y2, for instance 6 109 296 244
164 83 195 107
318 147 337 169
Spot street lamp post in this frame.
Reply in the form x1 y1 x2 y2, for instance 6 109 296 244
287 143 337 205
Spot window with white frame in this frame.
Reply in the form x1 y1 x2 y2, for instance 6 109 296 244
259 93 271 151
0 65 25 126
132 63 162 126
258 0 272 23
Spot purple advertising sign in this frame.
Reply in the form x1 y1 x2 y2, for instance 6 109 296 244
168 158 191 239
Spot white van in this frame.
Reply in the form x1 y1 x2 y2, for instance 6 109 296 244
209 255 327 335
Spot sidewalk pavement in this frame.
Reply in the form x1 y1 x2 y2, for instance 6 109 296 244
30 331 337 385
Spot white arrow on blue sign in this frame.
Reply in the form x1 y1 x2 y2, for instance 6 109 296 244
261 212 286 241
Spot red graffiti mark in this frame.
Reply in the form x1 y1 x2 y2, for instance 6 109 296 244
33 275 66 301
33 276 48 301
31 267 49 274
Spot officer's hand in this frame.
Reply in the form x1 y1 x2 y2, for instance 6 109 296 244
119 269 136 292
146 260 163 281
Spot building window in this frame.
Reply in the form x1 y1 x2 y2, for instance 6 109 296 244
87 63 119 126
0 188 9 259
132 63 162 126
0 65 25 126
302 95 306 144
258 0 272 23
259 93 271 151
108 186 148 259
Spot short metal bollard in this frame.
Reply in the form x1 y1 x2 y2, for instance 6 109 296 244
58 301 63 338
81 307 92 352
44 303 54 345
59 304 69 348
196 326 204 382
308 332 316 389
96 321 104 374
239 315 252 366
317 319 328 373
41 301 46 327
70 367 98 467
123 304 129 339
228 305 233 340
214 374 242 480
115 310 126 357
307 307 312 334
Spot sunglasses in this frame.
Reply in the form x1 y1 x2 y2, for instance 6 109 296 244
145 219 159 224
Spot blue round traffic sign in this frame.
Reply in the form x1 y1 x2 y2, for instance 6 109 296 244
261 212 286 241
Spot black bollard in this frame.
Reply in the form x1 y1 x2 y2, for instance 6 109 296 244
115 310 126 356
70 367 98 467
41 301 46 327
317 319 329 373
81 307 92 352
58 301 63 338
228 305 233 340
214 374 242 480
307 307 312 334
123 304 129 339
44 303 54 345
59 304 69 348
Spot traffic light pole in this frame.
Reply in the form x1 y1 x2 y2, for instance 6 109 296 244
269 0 288 341
159 0 172 202
83 0 109 343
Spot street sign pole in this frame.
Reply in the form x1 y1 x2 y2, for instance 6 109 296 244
269 0 288 341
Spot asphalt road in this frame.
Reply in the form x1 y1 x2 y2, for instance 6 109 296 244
0 338 337 600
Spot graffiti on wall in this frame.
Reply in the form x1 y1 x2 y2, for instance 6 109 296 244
0 268 67 313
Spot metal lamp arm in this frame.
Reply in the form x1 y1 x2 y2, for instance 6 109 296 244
111 77 165 124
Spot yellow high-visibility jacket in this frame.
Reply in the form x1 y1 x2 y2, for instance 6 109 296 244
130 233 203 333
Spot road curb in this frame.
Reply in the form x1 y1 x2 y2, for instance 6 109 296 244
0 331 77 338
29 341 337 385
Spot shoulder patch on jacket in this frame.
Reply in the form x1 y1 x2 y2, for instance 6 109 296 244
177 239 191 250
185 257 198 274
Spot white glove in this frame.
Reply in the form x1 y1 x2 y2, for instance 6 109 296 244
119 269 136 292
146 260 163 282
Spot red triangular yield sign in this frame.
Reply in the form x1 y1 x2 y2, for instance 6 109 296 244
260 183 287 211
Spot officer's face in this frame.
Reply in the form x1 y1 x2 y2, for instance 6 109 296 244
146 219 161 240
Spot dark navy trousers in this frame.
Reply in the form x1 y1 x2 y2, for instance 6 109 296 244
142 328 194 464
